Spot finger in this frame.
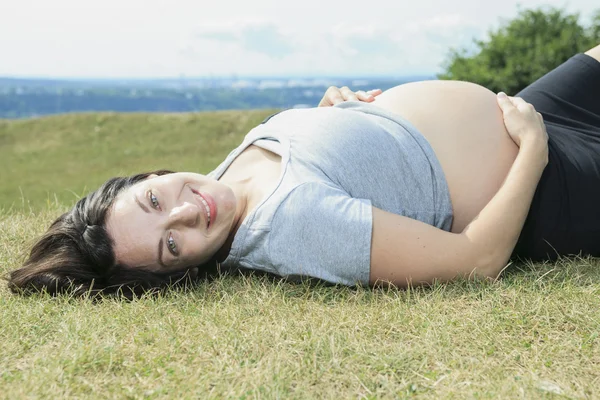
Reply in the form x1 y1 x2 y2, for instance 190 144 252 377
318 87 334 106
496 92 515 111
509 96 532 110
340 86 359 102
356 90 374 102
327 87 344 105
367 89 383 97
508 96 528 107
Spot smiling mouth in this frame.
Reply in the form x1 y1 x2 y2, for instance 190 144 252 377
190 188 211 228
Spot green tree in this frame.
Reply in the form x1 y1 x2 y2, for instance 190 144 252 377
439 7 600 94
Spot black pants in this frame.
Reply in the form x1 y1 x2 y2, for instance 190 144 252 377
512 54 600 261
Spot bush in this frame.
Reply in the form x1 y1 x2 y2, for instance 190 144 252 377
439 7 600 94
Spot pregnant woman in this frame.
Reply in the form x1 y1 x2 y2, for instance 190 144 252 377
8 44 600 297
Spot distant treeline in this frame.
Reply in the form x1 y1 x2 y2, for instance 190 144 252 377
0 77 428 118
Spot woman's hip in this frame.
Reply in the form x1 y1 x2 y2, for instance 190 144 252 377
512 123 600 261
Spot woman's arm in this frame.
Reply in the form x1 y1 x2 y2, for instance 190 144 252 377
370 94 548 287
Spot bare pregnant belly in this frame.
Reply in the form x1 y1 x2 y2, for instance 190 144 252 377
372 81 519 233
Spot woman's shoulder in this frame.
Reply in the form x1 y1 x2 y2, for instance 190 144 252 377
267 181 373 286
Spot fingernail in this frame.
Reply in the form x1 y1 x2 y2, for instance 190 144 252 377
497 92 507 98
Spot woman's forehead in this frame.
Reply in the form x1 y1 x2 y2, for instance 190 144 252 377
112 187 138 213
107 193 157 267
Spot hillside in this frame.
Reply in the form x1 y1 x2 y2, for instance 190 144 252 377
0 110 275 210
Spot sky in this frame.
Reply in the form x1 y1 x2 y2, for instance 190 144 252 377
0 0 597 78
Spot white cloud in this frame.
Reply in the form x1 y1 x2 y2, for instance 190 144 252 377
192 20 295 58
420 14 471 29
0 0 597 77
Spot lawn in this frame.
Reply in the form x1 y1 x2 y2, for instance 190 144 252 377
1 112 599 399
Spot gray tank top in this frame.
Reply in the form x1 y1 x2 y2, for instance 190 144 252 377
208 101 453 286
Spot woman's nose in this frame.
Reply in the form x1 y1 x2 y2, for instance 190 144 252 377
168 202 200 228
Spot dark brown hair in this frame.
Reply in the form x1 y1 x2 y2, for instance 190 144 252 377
6 170 212 299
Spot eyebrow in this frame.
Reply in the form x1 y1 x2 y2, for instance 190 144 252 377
157 238 168 269
134 194 150 213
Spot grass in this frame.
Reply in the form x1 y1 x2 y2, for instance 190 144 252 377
1 112 600 398
0 110 274 210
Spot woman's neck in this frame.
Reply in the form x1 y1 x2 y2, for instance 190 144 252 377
214 145 282 262
214 176 251 263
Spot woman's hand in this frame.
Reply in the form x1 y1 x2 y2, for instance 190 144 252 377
318 86 383 107
496 92 548 151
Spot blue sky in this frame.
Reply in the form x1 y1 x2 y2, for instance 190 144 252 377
0 0 597 78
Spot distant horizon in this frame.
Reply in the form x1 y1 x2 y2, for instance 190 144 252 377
0 73 424 119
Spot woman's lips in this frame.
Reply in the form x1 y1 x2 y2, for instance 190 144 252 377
191 188 217 229
201 192 217 229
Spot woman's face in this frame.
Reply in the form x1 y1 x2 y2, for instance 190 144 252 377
106 172 237 272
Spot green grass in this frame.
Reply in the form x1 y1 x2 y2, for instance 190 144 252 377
1 112 600 398
0 111 274 210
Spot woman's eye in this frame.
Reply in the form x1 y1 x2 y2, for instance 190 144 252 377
167 233 178 255
149 190 160 209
